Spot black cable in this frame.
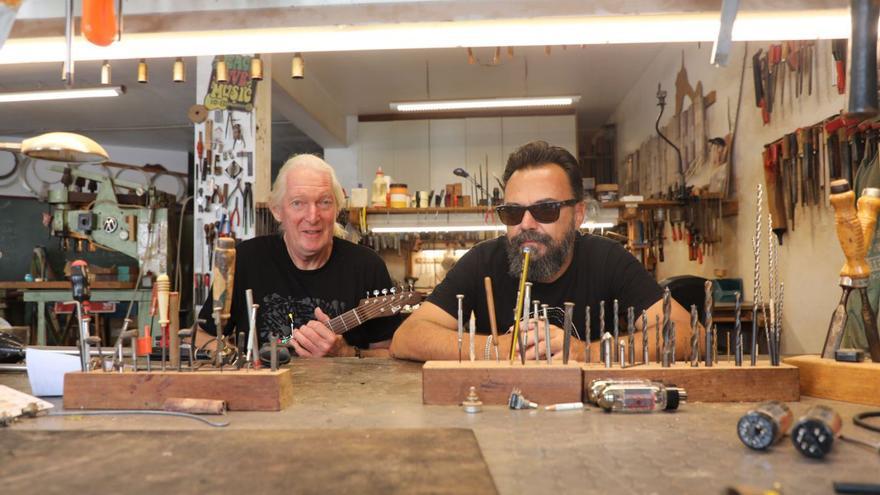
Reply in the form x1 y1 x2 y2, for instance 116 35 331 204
854 411 880 434
655 83 687 200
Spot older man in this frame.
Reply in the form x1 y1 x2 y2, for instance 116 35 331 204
390 141 692 362
198 154 399 357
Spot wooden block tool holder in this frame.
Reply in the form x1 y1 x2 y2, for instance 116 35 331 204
784 354 880 406
63 369 293 411
582 361 800 403
422 361 583 405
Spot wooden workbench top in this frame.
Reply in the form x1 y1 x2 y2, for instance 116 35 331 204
0 358 876 494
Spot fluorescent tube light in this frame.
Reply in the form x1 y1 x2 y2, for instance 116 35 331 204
0 10 849 64
0 86 125 103
390 96 579 112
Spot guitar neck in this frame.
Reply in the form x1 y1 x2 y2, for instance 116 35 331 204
327 306 368 335
326 294 414 335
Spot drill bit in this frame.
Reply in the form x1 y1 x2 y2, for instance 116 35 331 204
655 313 661 363
663 322 676 368
469 311 476 362
533 300 540 362
521 282 532 365
752 184 767 366
712 324 718 364
599 300 606 345
542 304 552 363
750 305 758 366
641 310 649 365
613 299 619 363
602 332 612 368
775 282 784 366
704 280 714 367
584 305 591 364
690 304 700 367
619 339 627 368
563 302 574 364
662 288 671 364
456 294 464 363
627 306 635 366
734 291 743 366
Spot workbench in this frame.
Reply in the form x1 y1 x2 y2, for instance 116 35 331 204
1 359 878 494
0 281 150 345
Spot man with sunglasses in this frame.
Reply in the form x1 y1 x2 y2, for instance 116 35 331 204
390 141 693 362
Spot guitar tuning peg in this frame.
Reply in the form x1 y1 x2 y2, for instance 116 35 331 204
390 287 397 295
373 290 380 297
382 288 388 296
366 291 371 298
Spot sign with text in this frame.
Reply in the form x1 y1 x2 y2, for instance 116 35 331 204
203 55 257 112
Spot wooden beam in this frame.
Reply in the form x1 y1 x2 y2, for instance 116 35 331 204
63 369 294 411
422 361 583 405
583 361 800 403
784 354 880 406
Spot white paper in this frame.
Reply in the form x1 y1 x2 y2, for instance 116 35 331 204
26 348 81 397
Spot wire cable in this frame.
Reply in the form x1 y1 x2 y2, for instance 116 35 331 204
854 411 880 434
48 410 229 427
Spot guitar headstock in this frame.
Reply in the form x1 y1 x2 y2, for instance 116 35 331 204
358 286 424 315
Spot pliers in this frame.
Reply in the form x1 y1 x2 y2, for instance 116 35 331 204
242 182 254 235
229 197 241 231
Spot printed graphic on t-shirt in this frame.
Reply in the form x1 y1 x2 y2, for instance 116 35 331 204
259 293 347 342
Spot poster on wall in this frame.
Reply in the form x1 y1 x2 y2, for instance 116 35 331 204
203 55 258 111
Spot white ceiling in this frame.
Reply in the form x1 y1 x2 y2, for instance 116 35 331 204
0 43 667 155
304 44 665 125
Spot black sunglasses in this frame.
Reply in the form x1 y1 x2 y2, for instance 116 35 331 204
495 199 579 226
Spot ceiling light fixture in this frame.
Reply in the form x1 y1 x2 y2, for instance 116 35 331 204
250 54 263 80
172 57 185 82
216 55 228 82
291 52 304 79
0 86 125 103
0 10 850 64
100 60 111 84
390 95 580 112
137 58 148 83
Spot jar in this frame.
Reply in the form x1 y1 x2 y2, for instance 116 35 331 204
389 183 409 208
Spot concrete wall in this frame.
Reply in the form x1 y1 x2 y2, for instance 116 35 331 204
610 41 846 355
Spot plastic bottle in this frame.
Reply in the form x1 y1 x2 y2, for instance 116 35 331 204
596 382 687 412
371 167 389 207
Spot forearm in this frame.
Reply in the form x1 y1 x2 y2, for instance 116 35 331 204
390 321 507 362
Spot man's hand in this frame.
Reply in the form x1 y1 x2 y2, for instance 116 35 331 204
290 307 353 357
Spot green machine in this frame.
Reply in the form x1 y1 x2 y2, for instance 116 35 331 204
47 166 175 276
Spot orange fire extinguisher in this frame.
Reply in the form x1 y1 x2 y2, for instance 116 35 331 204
81 0 117 47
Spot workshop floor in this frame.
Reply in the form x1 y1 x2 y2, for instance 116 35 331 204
1 358 877 494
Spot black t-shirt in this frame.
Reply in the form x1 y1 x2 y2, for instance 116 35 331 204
428 233 662 341
199 235 400 348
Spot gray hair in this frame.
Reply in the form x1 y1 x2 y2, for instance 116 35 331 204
270 154 347 238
